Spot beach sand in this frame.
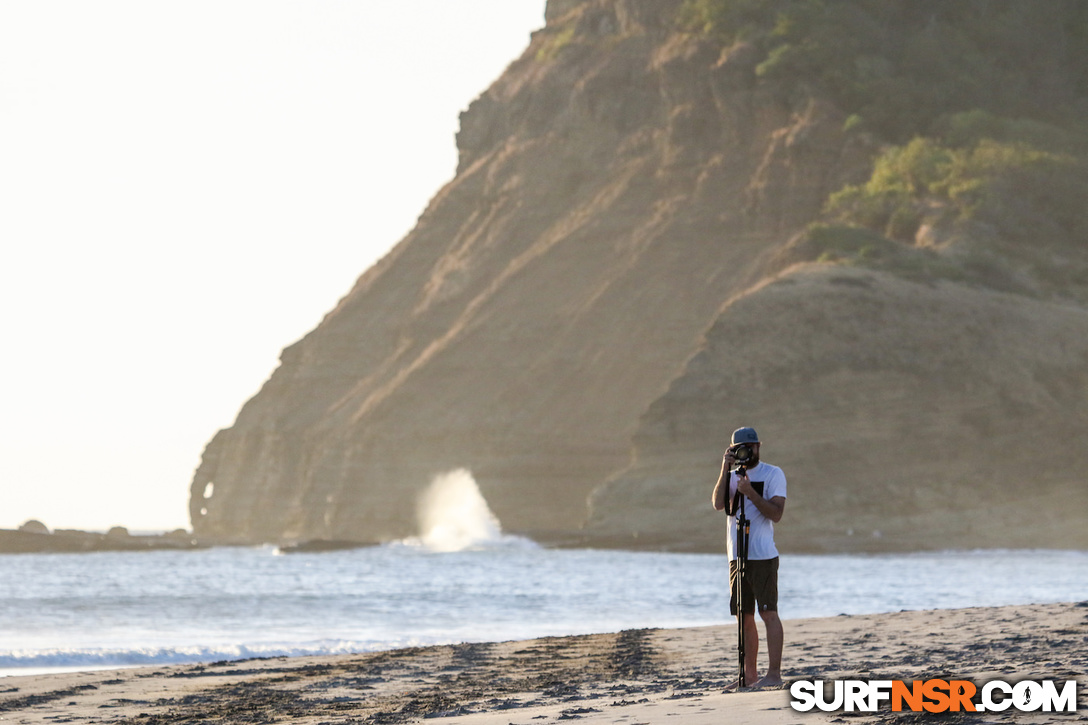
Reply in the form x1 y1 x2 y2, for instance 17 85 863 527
2 601 1085 724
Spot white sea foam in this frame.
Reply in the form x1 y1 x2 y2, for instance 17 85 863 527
0 639 437 677
407 468 535 552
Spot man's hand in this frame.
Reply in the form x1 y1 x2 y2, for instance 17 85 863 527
713 451 735 511
736 469 755 498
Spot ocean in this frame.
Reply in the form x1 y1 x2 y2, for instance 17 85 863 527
2 541 1087 678
3 472 1086 678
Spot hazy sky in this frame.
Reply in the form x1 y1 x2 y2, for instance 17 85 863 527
0 1 546 533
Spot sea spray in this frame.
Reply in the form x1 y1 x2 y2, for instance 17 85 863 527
416 469 504 552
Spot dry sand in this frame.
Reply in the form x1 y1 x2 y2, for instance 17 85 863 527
2 602 1086 724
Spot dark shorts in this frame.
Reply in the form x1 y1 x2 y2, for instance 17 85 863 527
729 556 779 615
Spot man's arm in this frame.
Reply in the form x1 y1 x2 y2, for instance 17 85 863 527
712 453 734 511
756 495 786 523
736 471 786 522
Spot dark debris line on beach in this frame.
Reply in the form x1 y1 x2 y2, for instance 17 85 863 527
0 683 100 714
97 628 700 725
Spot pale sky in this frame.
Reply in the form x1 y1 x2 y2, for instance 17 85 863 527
0 1 546 533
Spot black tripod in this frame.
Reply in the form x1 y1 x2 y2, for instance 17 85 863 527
733 464 752 688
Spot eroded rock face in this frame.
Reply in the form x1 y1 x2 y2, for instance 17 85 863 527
190 0 1088 551
586 266 1088 551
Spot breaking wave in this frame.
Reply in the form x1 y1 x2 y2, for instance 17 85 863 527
0 639 443 676
404 468 535 552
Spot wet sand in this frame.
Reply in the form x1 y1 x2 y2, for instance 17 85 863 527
2 601 1086 724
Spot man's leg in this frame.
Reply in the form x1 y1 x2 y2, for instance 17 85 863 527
748 558 783 688
755 609 783 687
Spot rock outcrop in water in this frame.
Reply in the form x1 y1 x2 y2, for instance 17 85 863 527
191 0 1088 552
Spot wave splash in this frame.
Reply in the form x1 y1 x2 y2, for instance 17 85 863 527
409 468 533 552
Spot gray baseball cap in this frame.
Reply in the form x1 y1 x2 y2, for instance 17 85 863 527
731 427 760 445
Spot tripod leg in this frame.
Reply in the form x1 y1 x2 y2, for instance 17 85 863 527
736 559 745 687
736 503 751 687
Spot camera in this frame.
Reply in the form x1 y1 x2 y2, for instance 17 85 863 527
729 443 755 464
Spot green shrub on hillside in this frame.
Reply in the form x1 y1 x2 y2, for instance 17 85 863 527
677 0 1088 142
826 135 1088 247
536 25 576 62
675 0 779 42
803 121 1088 295
938 110 1087 156
799 224 896 264
788 223 982 287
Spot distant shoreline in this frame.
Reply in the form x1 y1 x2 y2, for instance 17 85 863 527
4 528 1088 556
0 527 201 554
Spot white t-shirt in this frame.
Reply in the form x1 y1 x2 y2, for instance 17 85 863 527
726 461 787 562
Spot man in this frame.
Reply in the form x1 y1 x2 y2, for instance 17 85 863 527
712 426 787 689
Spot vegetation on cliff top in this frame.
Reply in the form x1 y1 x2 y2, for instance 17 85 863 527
680 0 1088 298
678 0 1088 140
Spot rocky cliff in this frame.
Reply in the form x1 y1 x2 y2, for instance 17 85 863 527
191 0 1088 551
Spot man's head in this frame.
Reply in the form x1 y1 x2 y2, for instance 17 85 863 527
731 427 759 446
730 427 761 467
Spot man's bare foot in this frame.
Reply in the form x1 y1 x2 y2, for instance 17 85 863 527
723 675 760 692
749 674 784 690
